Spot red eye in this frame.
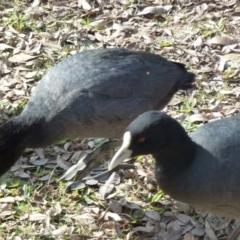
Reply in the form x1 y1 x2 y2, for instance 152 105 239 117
138 137 145 143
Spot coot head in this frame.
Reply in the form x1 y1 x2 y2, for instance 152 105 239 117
108 111 192 170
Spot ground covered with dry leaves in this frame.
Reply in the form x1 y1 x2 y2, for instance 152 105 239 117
0 0 240 239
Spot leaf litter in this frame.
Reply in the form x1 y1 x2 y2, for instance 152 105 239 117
0 0 240 239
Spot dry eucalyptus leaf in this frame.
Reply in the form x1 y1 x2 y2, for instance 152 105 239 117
33 192 47 204
190 57 199 65
14 90 25 95
183 232 195 240
95 32 104 42
222 44 238 53
196 3 208 15
220 90 234 95
56 155 70 170
9 53 38 63
176 213 193 224
63 141 71 151
30 156 38 161
175 202 191 213
214 218 231 230
0 197 15 203
88 140 95 149
0 210 16 218
89 207 100 215
223 0 237 7
205 221 217 240
191 227 205 237
189 114 207 123
86 179 98 186
104 212 122 221
137 5 172 15
126 231 135 240
59 155 87 181
78 0 91 10
169 97 183 106
100 171 120 198
208 36 238 46
71 213 95 225
23 71 37 79
69 151 82 162
145 210 161 221
218 56 226 71
15 170 30 178
164 29 172 36
90 19 110 28
31 0 40 7
52 225 68 235
0 184 7 190
29 213 48 221
109 199 122 213
10 164 21 172
224 53 240 68
121 201 141 210
0 43 14 50
133 226 154 232
13 236 22 240
34 148 45 158
194 37 203 48
29 158 48 166
99 183 115 199
38 174 51 181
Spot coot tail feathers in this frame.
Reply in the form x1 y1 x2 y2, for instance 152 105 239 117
174 63 195 90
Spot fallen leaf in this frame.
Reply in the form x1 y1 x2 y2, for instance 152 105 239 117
29 213 48 221
9 53 38 63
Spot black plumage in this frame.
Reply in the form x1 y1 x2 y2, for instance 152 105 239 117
0 48 195 177
109 111 240 239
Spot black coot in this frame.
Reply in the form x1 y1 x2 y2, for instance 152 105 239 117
0 48 195 178
109 111 240 240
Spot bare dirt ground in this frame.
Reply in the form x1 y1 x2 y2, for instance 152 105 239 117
0 0 240 239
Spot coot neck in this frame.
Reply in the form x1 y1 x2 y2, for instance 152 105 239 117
1 116 32 145
3 114 46 149
152 136 196 173
0 116 31 176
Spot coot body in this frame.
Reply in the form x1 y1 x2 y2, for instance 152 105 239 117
109 111 240 220
0 49 195 177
